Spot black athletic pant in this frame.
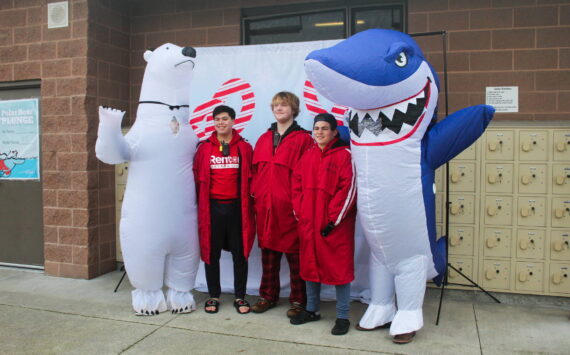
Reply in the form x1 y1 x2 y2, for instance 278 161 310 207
204 199 248 299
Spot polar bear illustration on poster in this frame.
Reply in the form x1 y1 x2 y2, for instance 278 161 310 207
305 29 494 341
95 43 200 315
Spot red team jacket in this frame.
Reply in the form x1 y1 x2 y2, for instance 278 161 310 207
193 130 255 265
251 122 314 253
292 137 357 285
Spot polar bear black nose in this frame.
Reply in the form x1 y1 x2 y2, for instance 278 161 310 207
182 47 196 58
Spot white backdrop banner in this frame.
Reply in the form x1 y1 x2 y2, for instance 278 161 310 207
189 41 372 302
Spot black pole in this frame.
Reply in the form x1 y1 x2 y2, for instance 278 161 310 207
114 264 126 293
436 31 450 326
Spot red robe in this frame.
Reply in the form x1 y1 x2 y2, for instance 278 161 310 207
193 130 255 264
292 138 356 285
251 123 314 253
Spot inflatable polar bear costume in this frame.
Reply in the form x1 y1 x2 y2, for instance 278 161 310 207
95 43 200 315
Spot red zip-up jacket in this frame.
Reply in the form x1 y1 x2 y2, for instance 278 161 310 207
193 130 255 264
251 121 314 253
292 137 356 285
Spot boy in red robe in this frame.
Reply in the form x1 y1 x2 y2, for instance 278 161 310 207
251 92 314 318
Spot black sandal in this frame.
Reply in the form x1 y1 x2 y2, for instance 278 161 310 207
234 298 251 314
204 298 219 314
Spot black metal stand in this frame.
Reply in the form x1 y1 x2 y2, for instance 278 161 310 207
114 264 127 293
411 30 501 326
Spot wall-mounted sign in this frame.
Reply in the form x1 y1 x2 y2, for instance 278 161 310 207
0 98 40 180
486 86 518 113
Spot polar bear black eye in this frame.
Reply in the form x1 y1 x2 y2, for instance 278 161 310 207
395 52 407 67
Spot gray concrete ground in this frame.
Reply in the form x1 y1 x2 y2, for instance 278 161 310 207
1 267 569 355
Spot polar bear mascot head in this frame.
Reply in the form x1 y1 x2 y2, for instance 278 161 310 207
137 43 197 121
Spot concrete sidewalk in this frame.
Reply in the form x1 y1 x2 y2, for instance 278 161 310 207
0 267 568 355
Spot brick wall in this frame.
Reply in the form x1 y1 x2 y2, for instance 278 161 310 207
0 0 94 278
127 0 245 117
86 0 130 277
0 0 130 279
409 0 570 120
1 0 568 279
128 0 570 122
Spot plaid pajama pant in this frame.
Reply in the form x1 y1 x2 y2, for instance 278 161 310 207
259 248 306 305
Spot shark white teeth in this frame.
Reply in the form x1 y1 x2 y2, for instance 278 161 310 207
349 78 431 138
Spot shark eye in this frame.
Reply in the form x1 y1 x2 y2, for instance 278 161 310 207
395 52 407 67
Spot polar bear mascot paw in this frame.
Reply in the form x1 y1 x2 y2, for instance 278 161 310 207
167 288 197 314
132 289 168 316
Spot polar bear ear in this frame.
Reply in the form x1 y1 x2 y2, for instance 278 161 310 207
143 49 153 62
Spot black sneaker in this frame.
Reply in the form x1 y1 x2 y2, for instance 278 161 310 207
331 318 350 335
290 309 321 325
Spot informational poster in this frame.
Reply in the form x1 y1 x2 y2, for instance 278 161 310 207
486 86 518 113
0 98 40 180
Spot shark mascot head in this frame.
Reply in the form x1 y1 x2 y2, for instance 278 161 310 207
305 29 494 291
305 29 440 147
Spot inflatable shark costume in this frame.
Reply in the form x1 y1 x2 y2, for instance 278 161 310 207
305 30 494 336
96 43 200 315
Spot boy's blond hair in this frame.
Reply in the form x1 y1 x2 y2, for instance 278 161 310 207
271 91 300 118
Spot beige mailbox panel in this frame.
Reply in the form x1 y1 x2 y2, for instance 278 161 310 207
515 262 544 293
518 164 547 194
516 229 545 260
517 197 546 227
435 166 445 193
116 184 126 206
436 192 444 223
436 224 443 241
552 198 570 228
552 164 570 195
519 130 548 161
552 130 570 161
551 230 570 261
482 259 511 290
116 163 129 185
449 194 475 224
549 263 570 294
455 142 477 160
449 162 476 192
484 196 513 226
449 257 474 281
483 227 512 258
449 226 474 256
485 163 514 193
486 130 514 161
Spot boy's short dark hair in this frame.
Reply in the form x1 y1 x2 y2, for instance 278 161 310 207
212 105 236 120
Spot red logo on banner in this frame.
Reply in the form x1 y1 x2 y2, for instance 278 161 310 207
190 78 255 140
303 80 348 126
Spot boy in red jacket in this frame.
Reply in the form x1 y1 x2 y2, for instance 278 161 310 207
251 92 314 317
193 105 255 314
291 113 356 335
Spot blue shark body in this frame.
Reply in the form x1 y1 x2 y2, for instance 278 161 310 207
305 29 494 334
